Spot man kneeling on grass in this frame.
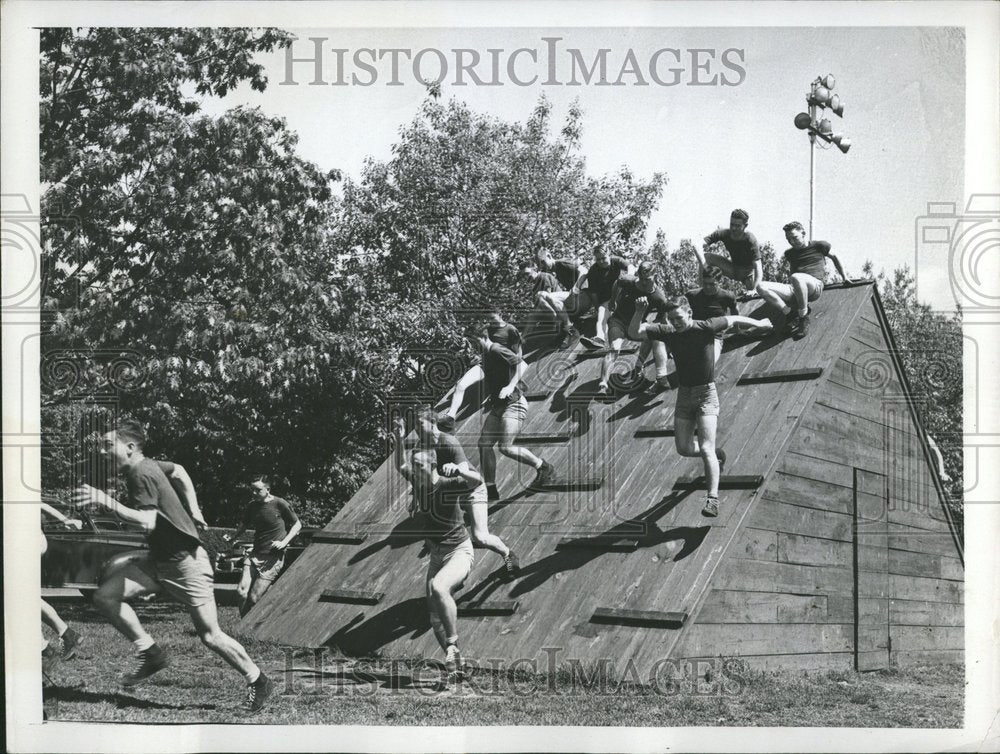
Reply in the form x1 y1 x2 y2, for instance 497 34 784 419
633 297 773 517
74 418 273 713
394 416 478 681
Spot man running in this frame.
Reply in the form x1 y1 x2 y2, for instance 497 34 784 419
575 248 630 349
74 419 273 712
40 502 84 671
446 325 555 501
634 297 773 517
697 209 763 293
685 265 739 364
415 407 519 580
224 477 302 617
757 221 851 340
485 306 523 356
598 260 670 395
393 416 477 680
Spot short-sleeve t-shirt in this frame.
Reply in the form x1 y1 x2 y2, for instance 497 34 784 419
645 317 730 387
584 256 629 303
483 343 524 407
125 457 201 561
706 229 761 268
241 495 299 557
532 272 560 295
686 287 738 321
785 241 831 281
549 259 583 291
408 449 470 547
611 276 669 325
487 322 522 352
433 432 469 471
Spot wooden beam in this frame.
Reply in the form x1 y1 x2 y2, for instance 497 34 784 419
514 433 572 445
590 607 687 628
738 368 824 385
319 589 384 605
576 345 639 359
458 601 519 617
310 531 369 545
673 475 764 489
525 390 551 402
634 425 675 438
532 476 604 491
556 536 640 552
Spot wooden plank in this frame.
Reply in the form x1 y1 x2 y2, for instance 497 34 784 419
888 525 963 558
889 549 965 580
778 532 851 568
525 390 550 402
319 589 384 605
591 607 687 628
634 425 675 438
675 622 854 656
891 649 963 666
762 471 853 515
891 625 963 651
737 367 824 385
891 574 963 604
715 652 855 672
311 531 369 545
716 559 854 596
750 498 853 542
532 476 604 491
514 432 572 445
729 528 778 561
457 601 519 617
673 475 763 489
890 599 963 627
698 590 829 624
556 536 640 552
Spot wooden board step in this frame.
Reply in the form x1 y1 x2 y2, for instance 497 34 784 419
514 432 572 445
576 345 639 359
457 600 519 617
311 531 369 545
556 536 640 552
319 589 384 605
532 476 604 492
634 425 675 438
673 475 764 489
525 390 551 402
737 367 823 385
590 607 687 628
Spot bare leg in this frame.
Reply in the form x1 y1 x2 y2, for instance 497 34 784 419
92 563 161 643
696 415 720 497
189 600 260 678
479 412 501 484
239 570 277 618
756 280 794 312
41 601 68 636
427 553 471 652
789 273 811 314
466 498 509 557
497 412 542 469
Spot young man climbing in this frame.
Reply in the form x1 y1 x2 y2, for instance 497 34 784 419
597 260 671 396
484 306 523 356
634 297 773 517
685 265 739 364
756 221 851 340
518 260 568 346
40 503 85 673
393 416 477 680
414 406 520 580
575 247 631 349
696 208 763 294
446 325 555 501
535 247 587 347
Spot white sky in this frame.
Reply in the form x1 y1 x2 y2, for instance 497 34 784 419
201 26 965 309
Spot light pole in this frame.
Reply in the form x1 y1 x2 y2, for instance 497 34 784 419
795 74 850 239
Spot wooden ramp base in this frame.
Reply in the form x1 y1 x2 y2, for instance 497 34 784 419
319 589 384 605
634 425 675 438
556 536 640 552
738 367 823 385
590 607 687 628
673 475 764 489
532 476 604 492
311 531 369 545
458 601 519 617
514 433 572 445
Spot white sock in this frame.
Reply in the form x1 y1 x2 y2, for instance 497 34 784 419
58 627 68 637
798 306 808 317
780 305 792 316
245 666 261 684
133 634 155 653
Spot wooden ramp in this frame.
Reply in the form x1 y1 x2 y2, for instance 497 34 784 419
241 282 963 672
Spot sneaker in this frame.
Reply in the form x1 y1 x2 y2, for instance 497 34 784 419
702 497 720 518
579 335 605 350
42 643 60 676
246 672 274 713
782 309 798 333
596 381 610 397
486 484 500 502
557 329 572 350
444 644 465 680
503 551 521 581
122 643 169 687
61 628 82 660
715 448 727 476
534 460 556 487
793 312 810 340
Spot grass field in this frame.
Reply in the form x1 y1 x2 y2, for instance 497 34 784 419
41 599 964 727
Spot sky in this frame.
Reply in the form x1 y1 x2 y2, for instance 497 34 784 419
201 26 965 309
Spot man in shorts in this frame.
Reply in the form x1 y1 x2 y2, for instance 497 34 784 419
757 221 851 340
74 418 273 712
224 476 302 617
685 265 739 364
598 260 671 395
575 248 631 349
535 247 587 347
40 502 84 672
635 297 773 517
414 407 520 580
393 417 478 679
445 325 555 501
518 260 574 347
697 209 763 293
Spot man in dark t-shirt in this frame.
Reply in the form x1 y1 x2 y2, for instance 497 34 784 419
635 298 773 517
75 418 273 711
225 477 301 617
533 249 587 348
577 248 630 349
757 221 853 340
519 260 575 347
445 326 555 500
685 265 739 364
485 308 523 356
697 208 763 292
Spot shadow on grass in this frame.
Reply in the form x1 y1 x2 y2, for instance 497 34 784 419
43 683 218 711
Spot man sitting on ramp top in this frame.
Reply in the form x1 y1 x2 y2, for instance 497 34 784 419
696 208 763 294
576 247 631 349
535 246 586 348
634 296 773 517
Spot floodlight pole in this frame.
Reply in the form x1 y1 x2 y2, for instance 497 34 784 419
809 132 816 240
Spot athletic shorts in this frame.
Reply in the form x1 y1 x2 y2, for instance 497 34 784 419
731 264 756 288
246 551 285 583
607 316 630 344
137 546 215 609
675 383 720 421
427 538 474 581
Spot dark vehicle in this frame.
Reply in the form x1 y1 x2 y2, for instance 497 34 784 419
210 527 317 583
41 501 148 591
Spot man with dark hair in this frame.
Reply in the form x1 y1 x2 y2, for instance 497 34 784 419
757 221 851 340
696 209 763 291
575 248 631 349
535 247 587 348
224 476 302 617
484 307 523 356
393 416 479 680
598 260 671 395
685 265 739 364
413 407 519 580
74 419 273 712
634 297 773 517
518 260 572 347
446 326 554 501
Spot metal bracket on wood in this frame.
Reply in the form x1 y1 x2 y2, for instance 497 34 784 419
673 475 764 489
590 607 687 628
319 589 384 605
311 531 369 545
737 367 823 385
